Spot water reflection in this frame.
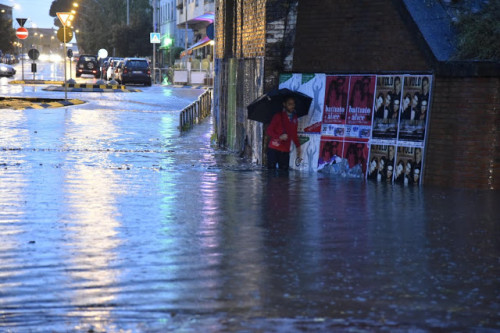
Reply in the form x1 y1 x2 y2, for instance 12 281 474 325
0 103 499 331
62 164 122 331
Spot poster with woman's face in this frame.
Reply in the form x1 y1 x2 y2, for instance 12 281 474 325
398 75 432 143
372 75 401 142
345 75 375 139
322 76 349 137
342 140 369 178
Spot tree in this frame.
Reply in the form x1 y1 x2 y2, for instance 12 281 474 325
0 13 15 53
50 0 152 56
453 0 500 61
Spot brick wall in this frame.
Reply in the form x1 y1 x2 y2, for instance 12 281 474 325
214 0 500 188
425 77 500 189
292 0 429 72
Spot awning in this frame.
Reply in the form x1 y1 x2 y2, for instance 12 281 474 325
180 36 213 57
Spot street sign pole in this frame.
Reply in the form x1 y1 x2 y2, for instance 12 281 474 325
21 41 24 81
64 24 67 101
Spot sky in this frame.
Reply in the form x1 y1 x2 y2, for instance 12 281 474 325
1 0 56 28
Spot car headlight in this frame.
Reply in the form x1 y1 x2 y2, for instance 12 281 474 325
0 66 8 71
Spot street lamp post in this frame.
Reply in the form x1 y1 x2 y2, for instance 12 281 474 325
153 0 156 83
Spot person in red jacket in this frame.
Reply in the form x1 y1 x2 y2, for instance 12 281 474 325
266 96 301 170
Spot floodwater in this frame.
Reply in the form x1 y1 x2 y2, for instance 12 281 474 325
0 86 499 332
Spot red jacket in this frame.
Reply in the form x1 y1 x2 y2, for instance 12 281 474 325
266 110 300 152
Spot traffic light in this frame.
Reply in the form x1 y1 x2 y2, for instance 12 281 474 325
163 36 173 48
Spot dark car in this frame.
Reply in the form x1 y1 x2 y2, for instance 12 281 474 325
76 55 100 78
115 57 152 86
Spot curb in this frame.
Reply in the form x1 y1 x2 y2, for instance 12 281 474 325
170 84 212 89
43 85 142 93
10 80 64 85
0 97 85 110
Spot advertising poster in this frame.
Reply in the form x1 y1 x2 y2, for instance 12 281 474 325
346 75 376 139
367 144 396 183
289 134 322 172
316 137 368 178
342 140 369 178
317 137 344 173
398 75 431 143
394 146 423 185
297 73 326 133
372 75 402 142
279 73 302 91
322 75 349 137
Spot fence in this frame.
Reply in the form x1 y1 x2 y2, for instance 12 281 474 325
179 89 212 131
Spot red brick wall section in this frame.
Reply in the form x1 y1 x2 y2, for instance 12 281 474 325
425 77 500 189
292 0 429 72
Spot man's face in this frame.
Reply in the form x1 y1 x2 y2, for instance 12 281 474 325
387 165 393 178
412 95 419 108
283 99 295 113
385 94 391 106
422 80 429 93
393 100 400 112
420 101 427 113
395 79 401 92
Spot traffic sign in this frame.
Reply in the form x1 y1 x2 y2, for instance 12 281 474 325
150 32 161 44
16 27 28 40
57 26 73 43
28 49 40 60
56 12 72 27
16 18 27 27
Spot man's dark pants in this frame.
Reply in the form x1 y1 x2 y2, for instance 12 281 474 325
267 148 289 170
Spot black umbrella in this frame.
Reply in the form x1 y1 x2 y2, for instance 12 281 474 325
247 88 313 123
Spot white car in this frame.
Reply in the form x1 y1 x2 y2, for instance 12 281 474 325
106 57 124 81
0 63 16 77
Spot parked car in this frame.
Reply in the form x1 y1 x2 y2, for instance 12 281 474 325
106 57 124 81
115 57 152 86
76 54 100 78
0 63 16 77
2 54 16 64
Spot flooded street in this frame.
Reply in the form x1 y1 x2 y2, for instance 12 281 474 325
0 82 499 332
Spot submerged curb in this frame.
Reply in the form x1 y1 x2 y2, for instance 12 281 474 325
0 97 85 110
43 84 142 93
10 80 64 85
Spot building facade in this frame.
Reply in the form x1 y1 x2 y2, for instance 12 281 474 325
213 0 500 189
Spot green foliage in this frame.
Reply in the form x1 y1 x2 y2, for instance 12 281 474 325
50 0 152 56
0 14 15 53
454 0 500 61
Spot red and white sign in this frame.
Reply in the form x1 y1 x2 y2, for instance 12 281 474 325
16 27 28 40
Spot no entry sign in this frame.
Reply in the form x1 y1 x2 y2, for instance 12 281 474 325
16 27 28 40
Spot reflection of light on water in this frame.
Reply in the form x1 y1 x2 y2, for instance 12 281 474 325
0 110 29 146
63 110 118 152
63 164 122 331
0 110 27 310
62 108 122 330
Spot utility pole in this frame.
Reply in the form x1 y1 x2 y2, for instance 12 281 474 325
153 0 156 83
184 0 188 52
127 0 130 26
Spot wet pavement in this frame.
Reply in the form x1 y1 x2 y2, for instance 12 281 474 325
1 67 500 332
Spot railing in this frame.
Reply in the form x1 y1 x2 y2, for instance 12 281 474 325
179 89 212 131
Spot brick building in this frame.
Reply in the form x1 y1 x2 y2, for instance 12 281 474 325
213 0 500 189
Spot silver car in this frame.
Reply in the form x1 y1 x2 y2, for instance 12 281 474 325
0 63 16 77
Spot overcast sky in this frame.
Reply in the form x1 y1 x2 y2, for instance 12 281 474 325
1 0 55 28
